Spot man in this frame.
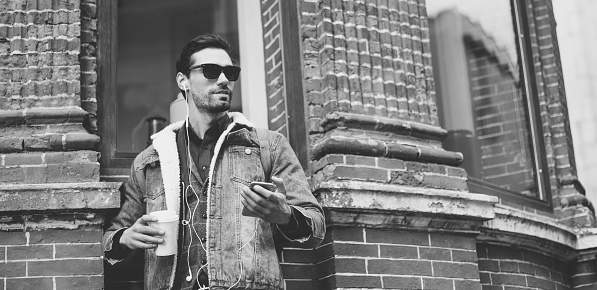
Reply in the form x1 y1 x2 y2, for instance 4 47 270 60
102 34 325 290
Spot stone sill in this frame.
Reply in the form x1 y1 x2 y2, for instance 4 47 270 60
315 180 498 221
482 204 577 247
0 182 121 212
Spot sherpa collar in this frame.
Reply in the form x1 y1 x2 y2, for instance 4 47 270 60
150 112 255 213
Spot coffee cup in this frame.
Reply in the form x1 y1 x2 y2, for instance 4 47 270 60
149 210 179 256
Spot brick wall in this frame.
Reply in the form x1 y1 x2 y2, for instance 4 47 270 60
316 227 482 290
301 0 440 137
523 0 594 226
477 243 571 290
0 228 104 290
312 153 467 191
0 0 118 289
0 0 81 110
261 0 288 136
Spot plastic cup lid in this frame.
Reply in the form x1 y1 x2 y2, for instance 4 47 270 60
150 210 179 222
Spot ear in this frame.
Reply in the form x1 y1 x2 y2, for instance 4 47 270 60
176 72 189 91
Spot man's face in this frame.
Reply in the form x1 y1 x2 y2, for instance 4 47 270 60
186 48 235 113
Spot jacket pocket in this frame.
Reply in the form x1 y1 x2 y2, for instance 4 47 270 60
228 145 264 184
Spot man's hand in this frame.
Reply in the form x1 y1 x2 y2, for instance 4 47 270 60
120 215 165 250
241 176 292 225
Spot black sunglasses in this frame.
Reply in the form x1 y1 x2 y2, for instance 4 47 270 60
188 63 241 81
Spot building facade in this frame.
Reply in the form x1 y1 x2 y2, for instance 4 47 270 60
1 0 596 289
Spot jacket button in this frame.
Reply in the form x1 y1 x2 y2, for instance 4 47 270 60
142 197 147 203
202 188 208 196
201 237 207 243
201 259 207 265
202 213 208 219
245 148 251 155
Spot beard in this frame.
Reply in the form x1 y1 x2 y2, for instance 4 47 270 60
192 86 233 113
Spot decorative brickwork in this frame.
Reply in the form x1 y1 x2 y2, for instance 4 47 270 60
261 0 288 136
522 0 594 226
0 1 119 289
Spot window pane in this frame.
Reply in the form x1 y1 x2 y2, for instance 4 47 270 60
117 0 241 153
427 0 539 197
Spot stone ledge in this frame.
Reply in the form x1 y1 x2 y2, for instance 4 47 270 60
311 134 464 166
0 106 88 126
315 181 498 231
321 112 448 141
0 182 121 212
480 204 581 260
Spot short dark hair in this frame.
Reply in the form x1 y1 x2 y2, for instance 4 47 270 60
176 33 233 77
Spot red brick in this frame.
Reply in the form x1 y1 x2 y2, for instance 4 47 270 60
482 285 503 290
366 229 429 246
331 227 363 242
6 277 53 290
383 276 422 289
423 277 453 289
478 260 500 272
455 279 482 290
335 258 366 274
55 276 104 290
491 273 527 286
519 262 535 275
379 245 418 259
420 247 451 261
316 257 335 278
28 259 102 276
0 262 26 277
523 250 553 268
368 259 432 275
280 263 316 279
0 247 4 261
55 243 101 259
285 280 317 290
377 157 406 169
433 261 479 279
0 232 27 246
333 165 388 181
6 245 53 260
345 155 376 166
335 275 382 288
479 272 491 283
527 276 556 290
334 243 378 257
28 229 101 244
315 243 334 261
429 233 476 250
282 248 316 264
452 249 478 262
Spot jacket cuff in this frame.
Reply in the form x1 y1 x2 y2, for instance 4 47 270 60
104 228 132 265
276 206 313 243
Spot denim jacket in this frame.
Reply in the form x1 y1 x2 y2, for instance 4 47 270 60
102 112 325 289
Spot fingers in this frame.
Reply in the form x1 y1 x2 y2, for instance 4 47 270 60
120 215 165 250
271 176 286 194
241 186 270 216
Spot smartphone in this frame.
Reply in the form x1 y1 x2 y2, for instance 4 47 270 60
249 181 275 192
242 181 275 217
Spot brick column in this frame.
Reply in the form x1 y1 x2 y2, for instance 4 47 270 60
0 0 119 289
296 0 498 289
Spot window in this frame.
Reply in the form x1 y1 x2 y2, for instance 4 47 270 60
98 0 267 178
427 0 551 210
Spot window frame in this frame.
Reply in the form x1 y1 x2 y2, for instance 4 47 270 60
465 0 552 211
97 0 310 179
428 0 553 211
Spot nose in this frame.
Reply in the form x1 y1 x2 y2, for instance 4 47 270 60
216 71 230 85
